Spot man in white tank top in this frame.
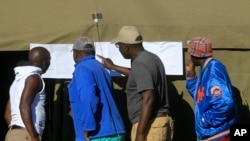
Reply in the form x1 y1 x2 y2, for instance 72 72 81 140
5 47 51 141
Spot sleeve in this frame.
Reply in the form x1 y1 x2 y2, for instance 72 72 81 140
200 78 234 128
186 77 198 98
74 67 99 131
132 62 154 93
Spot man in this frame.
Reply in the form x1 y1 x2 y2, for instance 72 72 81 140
98 26 174 141
67 36 126 141
5 47 51 141
4 60 30 125
185 36 237 141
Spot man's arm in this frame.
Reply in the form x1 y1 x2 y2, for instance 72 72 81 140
74 67 99 140
201 79 235 128
96 55 130 76
136 89 155 141
185 59 197 98
20 74 42 141
4 99 11 125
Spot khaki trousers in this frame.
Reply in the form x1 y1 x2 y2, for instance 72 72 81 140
131 116 174 141
5 128 41 141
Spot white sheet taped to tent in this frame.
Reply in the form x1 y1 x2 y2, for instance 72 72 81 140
30 42 183 79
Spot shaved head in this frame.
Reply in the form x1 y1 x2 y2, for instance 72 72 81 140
29 47 51 73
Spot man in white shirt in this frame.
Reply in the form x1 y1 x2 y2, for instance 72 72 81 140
5 47 51 141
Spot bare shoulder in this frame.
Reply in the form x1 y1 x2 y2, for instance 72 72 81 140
25 73 42 93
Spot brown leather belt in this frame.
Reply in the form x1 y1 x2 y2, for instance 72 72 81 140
157 113 169 117
9 125 25 130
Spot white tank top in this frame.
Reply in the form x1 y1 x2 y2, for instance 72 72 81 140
9 66 46 135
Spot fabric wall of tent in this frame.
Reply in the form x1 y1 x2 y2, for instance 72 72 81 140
1 0 250 141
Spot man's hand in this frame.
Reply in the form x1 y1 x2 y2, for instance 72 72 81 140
135 132 145 141
96 55 115 70
185 59 196 76
96 54 131 76
31 136 41 141
84 131 90 141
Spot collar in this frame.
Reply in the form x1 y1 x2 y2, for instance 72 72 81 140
201 57 213 70
75 55 95 67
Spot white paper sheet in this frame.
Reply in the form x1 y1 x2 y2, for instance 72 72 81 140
30 41 183 79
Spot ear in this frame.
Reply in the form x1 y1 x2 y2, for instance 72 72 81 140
73 51 79 62
41 60 46 72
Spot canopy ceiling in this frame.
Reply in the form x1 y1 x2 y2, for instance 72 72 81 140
1 0 250 51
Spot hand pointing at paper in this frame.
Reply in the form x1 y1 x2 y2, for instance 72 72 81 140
96 54 130 77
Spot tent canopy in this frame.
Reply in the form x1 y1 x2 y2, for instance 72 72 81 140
1 0 250 51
